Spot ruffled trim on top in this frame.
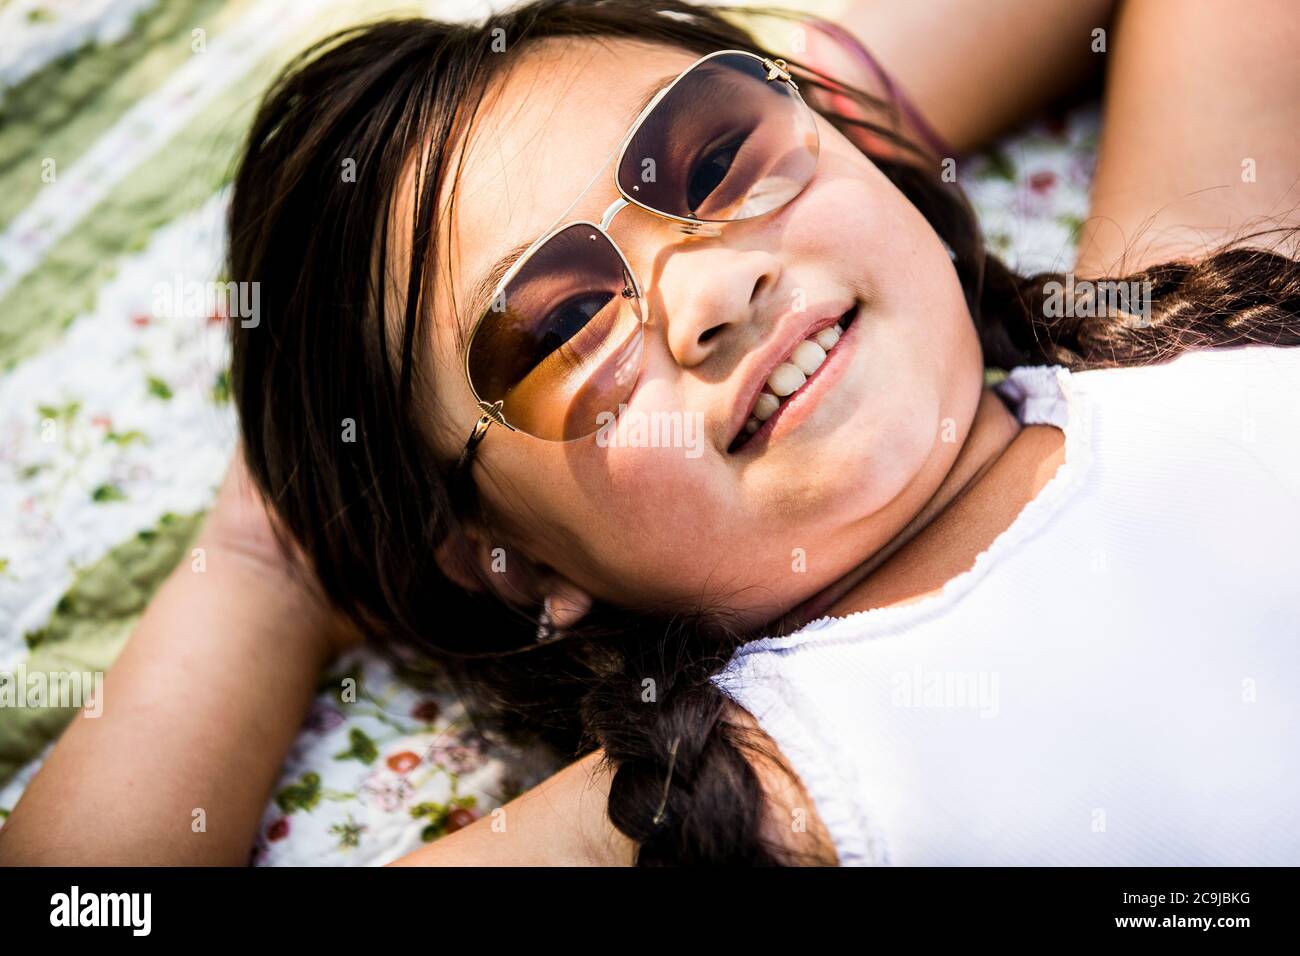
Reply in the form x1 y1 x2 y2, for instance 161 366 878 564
995 364 1071 429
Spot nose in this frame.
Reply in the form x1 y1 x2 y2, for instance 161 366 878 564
653 243 782 368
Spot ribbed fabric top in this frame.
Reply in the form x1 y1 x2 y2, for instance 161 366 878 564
713 345 1300 865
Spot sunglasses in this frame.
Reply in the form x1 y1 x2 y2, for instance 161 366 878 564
458 50 820 470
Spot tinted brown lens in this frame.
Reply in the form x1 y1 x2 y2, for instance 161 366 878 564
617 52 818 223
466 224 643 441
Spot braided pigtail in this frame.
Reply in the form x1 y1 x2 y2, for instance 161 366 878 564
577 616 836 866
975 243 1300 372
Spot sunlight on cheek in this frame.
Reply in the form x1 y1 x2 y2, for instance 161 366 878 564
589 374 711 461
595 431 719 515
570 398 728 550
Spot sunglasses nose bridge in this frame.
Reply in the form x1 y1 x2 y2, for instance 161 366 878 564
674 221 722 238
600 199 723 302
599 197 631 231
602 195 725 239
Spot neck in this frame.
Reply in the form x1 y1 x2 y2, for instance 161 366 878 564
775 386 1022 632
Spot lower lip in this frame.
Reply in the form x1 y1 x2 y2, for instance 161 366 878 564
733 306 861 456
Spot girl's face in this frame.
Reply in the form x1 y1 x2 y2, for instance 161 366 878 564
419 37 983 627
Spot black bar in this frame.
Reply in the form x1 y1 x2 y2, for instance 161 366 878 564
0 866 1289 942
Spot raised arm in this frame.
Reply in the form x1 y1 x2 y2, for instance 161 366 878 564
1075 0 1300 274
0 452 359 865
821 0 1117 153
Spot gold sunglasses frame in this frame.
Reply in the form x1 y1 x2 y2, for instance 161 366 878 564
457 50 807 471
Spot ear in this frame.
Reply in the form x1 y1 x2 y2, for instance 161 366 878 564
435 526 595 629
434 526 533 601
434 527 488 594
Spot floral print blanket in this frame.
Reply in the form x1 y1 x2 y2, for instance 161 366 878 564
0 0 1096 864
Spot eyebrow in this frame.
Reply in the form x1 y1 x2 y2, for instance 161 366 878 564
461 70 681 330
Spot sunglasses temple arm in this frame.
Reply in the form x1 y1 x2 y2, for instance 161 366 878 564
456 410 495 474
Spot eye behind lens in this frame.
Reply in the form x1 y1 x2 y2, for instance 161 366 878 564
535 291 616 364
687 137 744 214
616 52 817 224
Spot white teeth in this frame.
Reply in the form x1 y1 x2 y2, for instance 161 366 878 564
753 392 780 421
813 325 841 351
790 339 827 376
766 362 806 397
739 322 852 446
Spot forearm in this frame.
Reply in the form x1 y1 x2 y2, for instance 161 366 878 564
0 540 338 865
1076 0 1300 274
833 0 1115 152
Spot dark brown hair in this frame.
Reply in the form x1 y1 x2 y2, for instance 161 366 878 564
228 0 1300 864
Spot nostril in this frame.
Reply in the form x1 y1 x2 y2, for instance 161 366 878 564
698 324 725 344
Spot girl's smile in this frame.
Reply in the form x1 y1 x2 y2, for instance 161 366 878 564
727 300 860 455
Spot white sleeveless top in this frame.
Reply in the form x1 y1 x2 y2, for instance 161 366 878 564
713 345 1300 865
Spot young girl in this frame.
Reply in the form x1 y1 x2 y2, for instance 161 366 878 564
3 0 1298 866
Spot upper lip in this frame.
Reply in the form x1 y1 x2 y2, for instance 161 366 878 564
723 300 855 453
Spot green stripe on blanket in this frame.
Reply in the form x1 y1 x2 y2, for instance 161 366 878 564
0 0 423 372
0 64 268 369
0 510 203 785
0 0 255 230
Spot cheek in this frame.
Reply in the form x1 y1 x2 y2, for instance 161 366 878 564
786 149 954 301
534 386 736 600
587 398 732 552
